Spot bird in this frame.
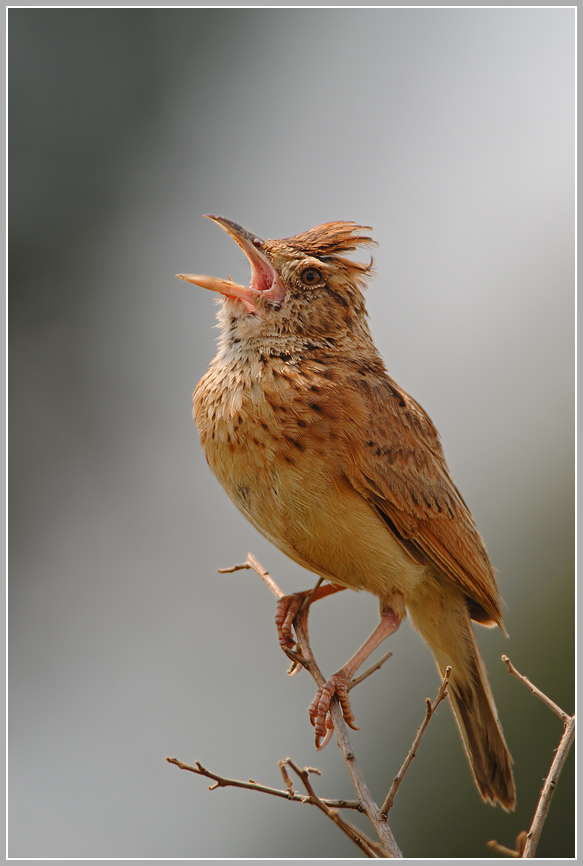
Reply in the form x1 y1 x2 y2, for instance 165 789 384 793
177 215 515 810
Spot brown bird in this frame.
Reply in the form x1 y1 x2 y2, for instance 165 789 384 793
178 216 515 810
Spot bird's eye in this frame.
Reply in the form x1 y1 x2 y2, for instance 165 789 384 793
300 267 322 286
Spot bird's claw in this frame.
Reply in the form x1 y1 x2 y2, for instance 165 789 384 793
309 670 359 748
276 594 359 746
275 592 308 650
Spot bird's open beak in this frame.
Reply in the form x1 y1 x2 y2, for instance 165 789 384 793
176 215 287 313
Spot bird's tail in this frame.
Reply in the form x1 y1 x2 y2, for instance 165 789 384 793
408 587 515 810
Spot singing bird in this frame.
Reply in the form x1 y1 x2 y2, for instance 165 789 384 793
178 216 515 810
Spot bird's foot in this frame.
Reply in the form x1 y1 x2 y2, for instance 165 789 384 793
275 583 346 651
309 670 359 748
275 591 309 650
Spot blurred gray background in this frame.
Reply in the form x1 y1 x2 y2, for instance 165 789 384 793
9 8 574 859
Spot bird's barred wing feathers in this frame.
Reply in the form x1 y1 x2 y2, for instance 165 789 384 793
339 372 504 627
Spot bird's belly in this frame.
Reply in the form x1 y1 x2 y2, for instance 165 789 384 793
201 409 428 601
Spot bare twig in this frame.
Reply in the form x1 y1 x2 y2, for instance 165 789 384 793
487 831 527 858
231 555 309 676
282 646 312 676
380 667 451 817
489 657 575 859
185 557 570 858
218 552 284 600
225 560 402 855
522 714 575 857
502 655 571 723
349 650 393 691
216 562 250 574
287 577 402 857
298 576 325 617
281 758 388 858
171 557 575 858
165 756 362 811
278 759 295 796
216 557 450 856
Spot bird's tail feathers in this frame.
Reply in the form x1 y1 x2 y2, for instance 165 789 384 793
409 589 515 810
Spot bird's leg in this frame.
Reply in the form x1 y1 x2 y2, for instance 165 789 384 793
275 583 346 650
309 602 404 748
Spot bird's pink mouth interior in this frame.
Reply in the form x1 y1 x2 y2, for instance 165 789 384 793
248 250 277 295
176 216 287 311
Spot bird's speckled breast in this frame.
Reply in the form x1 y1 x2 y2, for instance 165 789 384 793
193 349 429 597
193 350 335 514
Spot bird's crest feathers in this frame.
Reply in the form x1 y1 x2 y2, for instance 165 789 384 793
277 221 376 284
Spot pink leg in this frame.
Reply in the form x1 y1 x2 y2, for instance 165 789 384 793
309 603 404 748
275 583 346 650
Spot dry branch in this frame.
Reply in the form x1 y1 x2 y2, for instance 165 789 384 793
280 758 389 858
380 666 451 817
240 553 403 857
349 650 394 691
488 657 575 858
502 655 571 723
170 553 457 857
165 756 362 810
169 555 572 858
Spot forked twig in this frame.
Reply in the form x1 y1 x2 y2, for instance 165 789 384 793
287 585 402 857
488 831 528 858
176 555 567 858
280 758 389 858
217 552 284 600
184 554 458 857
225 555 449 857
488 657 575 858
222 556 399 856
165 756 362 810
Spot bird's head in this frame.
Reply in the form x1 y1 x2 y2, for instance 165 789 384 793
177 216 377 346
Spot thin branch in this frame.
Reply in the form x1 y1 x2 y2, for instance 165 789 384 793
487 832 527 858
380 667 451 818
165 756 362 811
281 758 388 858
522 713 575 857
218 552 284 600
502 655 571 723
281 645 312 677
225 561 401 855
278 759 296 796
216 562 250 574
489 657 575 859
174 557 575 859
287 577 402 858
298 576 325 616
349 650 394 692
285 578 325 676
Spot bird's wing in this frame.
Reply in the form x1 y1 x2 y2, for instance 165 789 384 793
337 368 503 627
